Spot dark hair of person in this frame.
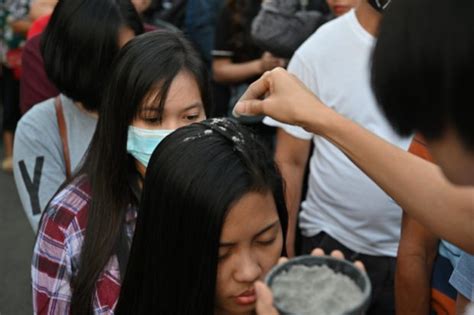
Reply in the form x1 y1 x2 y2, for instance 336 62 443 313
40 0 144 111
371 0 474 150
115 118 288 314
70 30 212 314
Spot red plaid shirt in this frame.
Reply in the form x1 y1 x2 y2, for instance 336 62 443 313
32 175 137 314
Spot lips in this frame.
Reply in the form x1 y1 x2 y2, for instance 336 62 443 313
333 5 349 14
234 289 257 306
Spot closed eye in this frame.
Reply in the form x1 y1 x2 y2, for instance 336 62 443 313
256 238 277 246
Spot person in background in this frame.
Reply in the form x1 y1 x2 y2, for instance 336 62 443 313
19 0 157 115
27 0 57 37
262 1 409 313
397 136 461 315
185 0 224 66
18 33 58 114
1 0 55 167
32 30 212 314
235 68 474 315
1 0 31 172
449 252 474 314
13 0 144 231
19 0 58 114
252 0 359 59
233 0 474 313
212 0 285 146
184 0 229 119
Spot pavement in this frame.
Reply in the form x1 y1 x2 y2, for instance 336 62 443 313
0 145 34 315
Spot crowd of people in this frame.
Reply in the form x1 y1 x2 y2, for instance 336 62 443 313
0 0 472 314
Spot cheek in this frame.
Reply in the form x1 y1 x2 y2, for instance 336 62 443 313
215 259 235 310
130 118 149 129
215 260 232 296
349 0 360 7
260 237 284 277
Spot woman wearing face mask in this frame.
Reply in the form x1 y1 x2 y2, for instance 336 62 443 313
13 0 144 232
115 118 288 315
32 30 211 314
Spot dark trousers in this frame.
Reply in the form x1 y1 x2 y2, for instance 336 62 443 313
302 232 396 315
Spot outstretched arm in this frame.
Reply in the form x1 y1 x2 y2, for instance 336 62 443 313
234 68 474 254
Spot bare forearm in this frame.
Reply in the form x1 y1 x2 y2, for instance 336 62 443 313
213 60 262 84
396 255 432 315
304 112 474 253
278 161 305 257
396 207 439 314
279 162 304 231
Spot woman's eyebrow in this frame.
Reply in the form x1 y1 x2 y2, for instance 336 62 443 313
219 220 279 247
181 102 203 112
141 102 203 113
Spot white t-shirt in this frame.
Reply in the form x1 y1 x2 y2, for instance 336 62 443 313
264 10 412 256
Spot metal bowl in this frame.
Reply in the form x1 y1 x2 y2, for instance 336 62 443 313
264 255 372 315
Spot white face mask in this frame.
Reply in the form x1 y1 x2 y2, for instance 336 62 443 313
126 126 174 167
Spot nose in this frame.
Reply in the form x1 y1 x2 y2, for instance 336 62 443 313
233 251 262 284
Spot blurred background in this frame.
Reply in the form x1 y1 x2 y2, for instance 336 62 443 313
0 125 34 314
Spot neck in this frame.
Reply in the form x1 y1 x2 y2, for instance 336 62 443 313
135 160 146 183
355 1 382 37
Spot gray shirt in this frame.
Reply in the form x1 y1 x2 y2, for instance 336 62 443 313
13 94 97 232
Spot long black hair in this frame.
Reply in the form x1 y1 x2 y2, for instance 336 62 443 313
116 118 288 314
41 0 144 111
71 30 212 314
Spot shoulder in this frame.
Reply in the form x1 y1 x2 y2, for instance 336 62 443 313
59 95 89 122
295 12 353 60
15 98 59 150
18 97 57 130
44 175 92 232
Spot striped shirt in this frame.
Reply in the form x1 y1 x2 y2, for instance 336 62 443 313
32 175 137 314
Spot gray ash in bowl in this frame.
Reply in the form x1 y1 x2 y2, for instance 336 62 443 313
271 265 364 315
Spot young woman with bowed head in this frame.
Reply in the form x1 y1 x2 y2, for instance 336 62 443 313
116 118 288 315
32 30 212 314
